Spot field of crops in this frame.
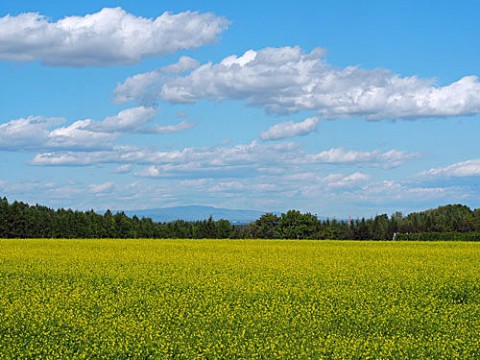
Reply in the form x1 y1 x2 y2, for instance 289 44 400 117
1 239 479 358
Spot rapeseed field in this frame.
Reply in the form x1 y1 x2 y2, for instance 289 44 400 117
1 239 479 359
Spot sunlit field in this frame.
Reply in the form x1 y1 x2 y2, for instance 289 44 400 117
1 239 479 358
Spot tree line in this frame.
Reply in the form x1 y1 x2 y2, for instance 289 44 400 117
1 197 480 240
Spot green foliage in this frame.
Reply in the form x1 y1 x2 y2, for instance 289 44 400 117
0 198 234 240
1 239 480 358
2 197 480 240
277 210 320 239
252 213 280 238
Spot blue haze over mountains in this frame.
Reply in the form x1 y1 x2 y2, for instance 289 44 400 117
118 206 333 224
121 206 274 224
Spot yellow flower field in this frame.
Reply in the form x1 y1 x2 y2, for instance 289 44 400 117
1 239 479 358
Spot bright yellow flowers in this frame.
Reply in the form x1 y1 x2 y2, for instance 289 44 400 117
0 239 479 358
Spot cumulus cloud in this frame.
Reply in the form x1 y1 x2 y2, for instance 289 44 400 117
113 56 201 104
114 71 163 104
118 46 480 120
93 106 157 132
161 56 200 74
419 159 480 178
0 116 62 149
260 117 319 140
0 8 229 67
92 106 193 134
47 106 164 149
48 119 117 149
1 106 192 151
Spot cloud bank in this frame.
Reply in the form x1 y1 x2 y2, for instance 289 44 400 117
0 107 193 150
0 8 229 66
30 141 415 175
117 46 480 120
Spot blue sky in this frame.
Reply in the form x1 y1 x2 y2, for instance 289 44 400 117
0 0 479 217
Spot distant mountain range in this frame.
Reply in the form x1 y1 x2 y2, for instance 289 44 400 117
120 205 276 224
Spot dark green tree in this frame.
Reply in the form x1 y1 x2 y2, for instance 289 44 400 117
277 210 320 239
252 213 280 239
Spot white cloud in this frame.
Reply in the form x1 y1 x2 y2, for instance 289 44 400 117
113 57 201 104
307 148 418 168
141 121 195 134
260 117 319 140
116 46 480 120
0 116 62 149
30 151 108 166
419 159 480 178
91 105 192 134
30 141 416 175
325 172 371 189
351 180 470 204
89 182 115 194
161 56 200 74
178 171 370 197
114 71 163 104
93 106 157 132
0 8 229 67
0 106 193 151
277 172 372 199
48 119 117 149
184 172 373 213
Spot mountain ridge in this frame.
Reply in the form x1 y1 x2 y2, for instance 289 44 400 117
119 205 276 224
